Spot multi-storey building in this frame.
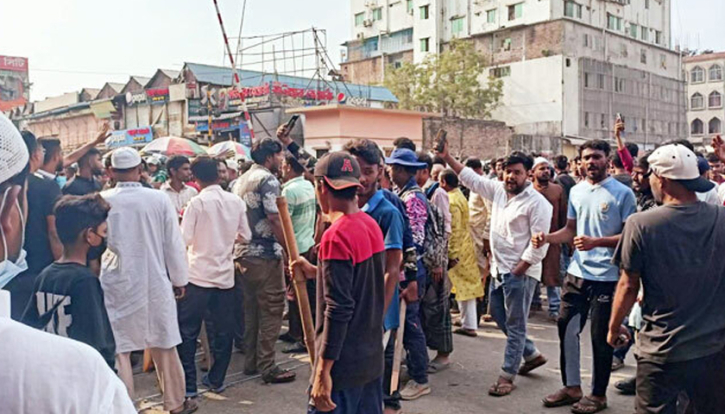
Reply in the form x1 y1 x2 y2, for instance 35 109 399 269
342 0 687 151
684 52 724 145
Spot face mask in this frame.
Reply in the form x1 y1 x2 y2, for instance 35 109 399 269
56 175 67 188
0 187 27 289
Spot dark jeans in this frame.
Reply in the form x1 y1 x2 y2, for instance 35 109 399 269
613 323 636 362
177 283 236 395
287 249 317 343
233 267 245 348
383 331 401 410
307 377 383 414
636 347 725 414
558 274 616 397
420 271 453 354
402 263 429 385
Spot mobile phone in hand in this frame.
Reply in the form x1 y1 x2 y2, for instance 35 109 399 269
286 114 300 130
434 130 448 153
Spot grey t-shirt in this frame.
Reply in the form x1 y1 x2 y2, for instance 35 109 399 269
613 202 725 363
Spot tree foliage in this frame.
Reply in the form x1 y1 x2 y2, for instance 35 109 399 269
384 38 503 119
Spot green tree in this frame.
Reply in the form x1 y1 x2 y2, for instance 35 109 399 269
384 38 503 118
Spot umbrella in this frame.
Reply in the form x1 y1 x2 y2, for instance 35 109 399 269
207 141 248 159
141 136 207 157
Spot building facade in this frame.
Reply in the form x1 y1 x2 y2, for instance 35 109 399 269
684 52 724 145
342 0 686 150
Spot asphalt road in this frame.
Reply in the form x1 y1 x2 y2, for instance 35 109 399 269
136 311 637 414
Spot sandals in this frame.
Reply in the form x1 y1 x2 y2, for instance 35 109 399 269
518 355 548 375
427 360 451 374
488 380 516 397
571 396 608 414
453 328 478 337
262 366 297 384
542 389 581 408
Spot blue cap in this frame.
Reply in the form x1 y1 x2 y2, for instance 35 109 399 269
385 148 427 168
696 155 710 175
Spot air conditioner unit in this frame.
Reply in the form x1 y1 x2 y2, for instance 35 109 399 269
357 32 365 40
363 19 373 27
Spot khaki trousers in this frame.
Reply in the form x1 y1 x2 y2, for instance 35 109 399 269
241 256 285 375
116 347 185 411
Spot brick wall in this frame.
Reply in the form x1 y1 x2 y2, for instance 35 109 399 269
472 20 564 67
422 117 514 160
341 50 414 85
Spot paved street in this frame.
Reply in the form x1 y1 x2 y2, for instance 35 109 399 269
136 309 636 414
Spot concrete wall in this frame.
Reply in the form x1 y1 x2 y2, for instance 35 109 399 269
28 111 104 151
422 117 513 160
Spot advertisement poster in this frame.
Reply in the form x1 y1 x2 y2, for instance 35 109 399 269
105 127 154 148
0 56 29 111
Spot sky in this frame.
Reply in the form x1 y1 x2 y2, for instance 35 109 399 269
0 0 722 101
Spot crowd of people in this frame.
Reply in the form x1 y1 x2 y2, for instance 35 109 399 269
0 109 724 414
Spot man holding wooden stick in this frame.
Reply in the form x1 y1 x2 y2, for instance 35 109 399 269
292 151 386 414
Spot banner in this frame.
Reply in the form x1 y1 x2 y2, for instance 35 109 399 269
105 127 154 148
0 56 29 111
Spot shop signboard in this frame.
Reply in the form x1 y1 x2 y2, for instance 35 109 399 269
147 88 169 105
0 56 29 111
105 127 154 148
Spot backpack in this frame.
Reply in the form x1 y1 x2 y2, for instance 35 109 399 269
402 186 448 273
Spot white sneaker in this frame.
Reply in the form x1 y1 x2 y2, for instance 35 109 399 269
399 380 431 400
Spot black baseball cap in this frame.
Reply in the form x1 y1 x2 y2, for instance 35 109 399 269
314 151 362 190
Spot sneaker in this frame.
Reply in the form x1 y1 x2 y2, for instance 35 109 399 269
615 377 636 396
201 374 227 394
611 357 625 371
399 380 431 401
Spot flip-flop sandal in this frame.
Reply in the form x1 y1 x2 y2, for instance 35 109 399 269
571 396 608 414
488 381 516 397
427 360 451 374
453 328 478 337
262 367 297 384
518 355 547 375
542 391 581 408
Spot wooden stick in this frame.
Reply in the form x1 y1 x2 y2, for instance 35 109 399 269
390 299 407 394
276 196 316 367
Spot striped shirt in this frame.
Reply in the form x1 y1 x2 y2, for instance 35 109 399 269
281 176 317 254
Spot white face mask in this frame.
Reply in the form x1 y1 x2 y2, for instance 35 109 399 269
0 187 27 289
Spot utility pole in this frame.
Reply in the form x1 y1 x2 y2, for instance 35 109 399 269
207 88 213 142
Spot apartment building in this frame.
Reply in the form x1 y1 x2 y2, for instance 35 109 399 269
342 0 686 150
684 52 724 145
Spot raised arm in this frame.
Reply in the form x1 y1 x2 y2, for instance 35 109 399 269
435 139 500 201
63 123 111 168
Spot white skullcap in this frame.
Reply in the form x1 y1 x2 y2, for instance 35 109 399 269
533 157 550 169
0 113 29 185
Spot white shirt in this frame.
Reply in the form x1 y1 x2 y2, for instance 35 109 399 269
719 183 725 205
459 167 552 281
0 318 136 414
697 182 722 205
181 185 252 289
161 181 198 217
100 182 188 353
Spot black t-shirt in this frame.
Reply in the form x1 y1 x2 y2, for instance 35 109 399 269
613 173 633 188
62 176 102 196
613 202 725 363
554 173 577 198
21 262 116 368
24 174 61 275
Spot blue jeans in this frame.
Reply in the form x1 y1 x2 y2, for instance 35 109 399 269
307 377 383 414
489 273 541 379
547 286 561 315
401 262 429 385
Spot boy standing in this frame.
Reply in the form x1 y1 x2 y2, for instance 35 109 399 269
22 194 116 368
292 152 386 414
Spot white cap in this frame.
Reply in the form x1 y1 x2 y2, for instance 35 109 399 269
648 144 715 193
111 147 142 169
0 113 29 185
533 157 549 169
225 159 237 170
146 155 160 165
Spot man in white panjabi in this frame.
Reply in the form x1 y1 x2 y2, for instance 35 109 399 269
100 147 196 414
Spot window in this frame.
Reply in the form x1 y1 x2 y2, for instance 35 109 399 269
508 3 523 21
607 14 622 31
420 5 429 19
583 33 590 48
564 1 582 18
710 118 722 134
486 9 497 24
655 30 662 45
641 26 649 42
584 72 591 88
491 66 511 78
645 0 650 9
640 49 647 65
614 77 625 93
620 43 628 57
394 61 403 69
597 73 605 89
709 65 723 81
355 12 365 26
691 93 704 109
420 37 430 52
629 23 638 38
372 7 383 21
451 17 465 35
601 114 606 129
709 91 722 108
584 112 590 128
407 0 414 14
691 67 705 83
660 54 667 69
691 119 703 135
500 37 512 51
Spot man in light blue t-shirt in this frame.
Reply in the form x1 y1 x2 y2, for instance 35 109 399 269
532 139 636 414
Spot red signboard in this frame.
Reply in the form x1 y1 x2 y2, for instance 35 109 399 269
0 56 29 111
